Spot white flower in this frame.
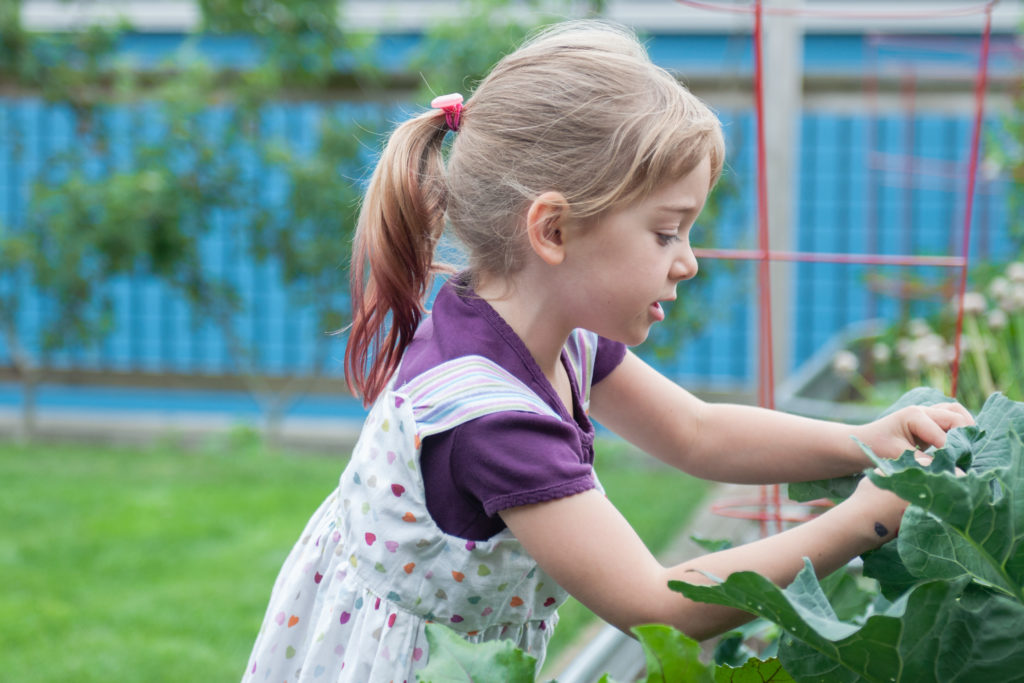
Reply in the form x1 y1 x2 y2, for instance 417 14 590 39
896 337 912 357
908 318 931 338
921 341 948 369
989 276 1010 300
945 345 959 364
904 352 921 373
962 291 987 315
871 342 892 364
832 350 859 378
1008 262 1024 284
1010 284 1024 312
988 308 1008 330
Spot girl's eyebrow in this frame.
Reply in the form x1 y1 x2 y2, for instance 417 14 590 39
656 203 698 215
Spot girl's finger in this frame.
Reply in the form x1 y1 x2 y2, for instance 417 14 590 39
927 402 975 428
906 408 949 451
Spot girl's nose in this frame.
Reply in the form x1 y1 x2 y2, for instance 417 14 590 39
671 244 699 282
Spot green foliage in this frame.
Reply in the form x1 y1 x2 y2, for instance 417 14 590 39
412 0 562 97
674 561 1024 683
787 386 953 503
0 0 376 427
417 623 538 683
676 389 1024 682
631 623 715 683
714 657 794 683
863 393 1024 600
420 619 793 683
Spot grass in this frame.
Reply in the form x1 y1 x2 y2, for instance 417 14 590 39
0 431 709 681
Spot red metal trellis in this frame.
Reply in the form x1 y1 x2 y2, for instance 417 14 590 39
675 0 999 536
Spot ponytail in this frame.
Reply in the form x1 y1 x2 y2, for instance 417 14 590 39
345 111 451 404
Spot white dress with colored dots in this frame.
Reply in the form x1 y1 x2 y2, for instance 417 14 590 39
243 330 602 682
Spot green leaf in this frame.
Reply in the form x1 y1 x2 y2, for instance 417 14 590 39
712 619 780 667
787 476 859 504
862 542 919 601
818 568 873 622
416 623 537 683
714 657 794 683
788 387 955 503
864 430 1024 598
954 393 1024 472
632 623 715 683
672 560 1024 682
690 535 734 552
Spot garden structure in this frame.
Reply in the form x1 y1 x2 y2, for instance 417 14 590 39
682 0 1002 535
2 1 1024 681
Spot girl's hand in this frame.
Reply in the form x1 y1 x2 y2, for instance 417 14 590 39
853 402 975 462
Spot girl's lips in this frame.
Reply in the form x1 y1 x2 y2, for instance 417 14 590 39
650 301 666 322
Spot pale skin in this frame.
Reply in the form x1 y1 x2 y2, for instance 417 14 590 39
476 155 975 640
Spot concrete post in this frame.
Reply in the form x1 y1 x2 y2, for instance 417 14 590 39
762 0 803 389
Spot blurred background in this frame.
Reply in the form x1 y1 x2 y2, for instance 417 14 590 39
1 0 1022 443
1 1 1023 680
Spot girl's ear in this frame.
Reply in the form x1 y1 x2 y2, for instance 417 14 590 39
525 191 571 266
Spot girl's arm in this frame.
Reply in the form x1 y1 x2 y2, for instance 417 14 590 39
589 350 973 484
501 474 904 641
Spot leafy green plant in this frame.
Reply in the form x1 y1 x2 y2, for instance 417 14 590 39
415 622 793 683
675 388 1024 682
830 261 1024 414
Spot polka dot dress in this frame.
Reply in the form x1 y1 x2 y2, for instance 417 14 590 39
243 333 600 682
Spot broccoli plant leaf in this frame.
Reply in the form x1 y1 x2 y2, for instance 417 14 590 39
671 560 900 683
788 387 954 503
950 392 1024 472
779 578 1024 682
632 623 715 683
672 560 1024 683
818 567 874 622
864 430 1024 599
786 476 859 504
416 622 536 683
861 542 919 600
713 657 794 683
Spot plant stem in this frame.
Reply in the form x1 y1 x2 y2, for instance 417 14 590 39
965 314 996 397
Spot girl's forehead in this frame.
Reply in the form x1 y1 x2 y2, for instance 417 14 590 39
645 160 712 207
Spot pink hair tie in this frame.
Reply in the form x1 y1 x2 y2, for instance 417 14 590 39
430 93 464 132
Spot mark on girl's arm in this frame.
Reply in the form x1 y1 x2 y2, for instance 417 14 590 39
874 522 889 538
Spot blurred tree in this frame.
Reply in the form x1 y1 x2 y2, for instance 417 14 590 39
0 5 133 440
0 0 377 443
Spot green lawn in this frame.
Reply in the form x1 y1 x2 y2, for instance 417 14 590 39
0 432 708 681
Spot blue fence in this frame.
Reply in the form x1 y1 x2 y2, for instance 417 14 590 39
0 30 1017 393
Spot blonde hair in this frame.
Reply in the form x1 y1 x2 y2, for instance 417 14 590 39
347 20 725 402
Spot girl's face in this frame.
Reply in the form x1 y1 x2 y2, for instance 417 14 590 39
562 155 710 346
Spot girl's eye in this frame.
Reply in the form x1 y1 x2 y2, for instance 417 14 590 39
656 233 681 246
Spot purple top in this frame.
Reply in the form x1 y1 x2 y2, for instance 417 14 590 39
395 276 627 540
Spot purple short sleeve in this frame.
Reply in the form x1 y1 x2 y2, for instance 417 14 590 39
421 411 596 540
452 412 596 516
593 336 627 385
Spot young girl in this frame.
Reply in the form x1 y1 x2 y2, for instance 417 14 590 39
243 20 973 682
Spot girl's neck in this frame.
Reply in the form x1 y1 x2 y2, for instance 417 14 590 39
473 272 571 382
